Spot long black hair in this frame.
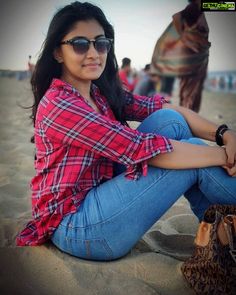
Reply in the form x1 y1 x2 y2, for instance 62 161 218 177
31 1 126 127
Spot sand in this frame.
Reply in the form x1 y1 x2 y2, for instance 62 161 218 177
0 76 235 295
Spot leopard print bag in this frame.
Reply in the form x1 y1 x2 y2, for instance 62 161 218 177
181 204 236 295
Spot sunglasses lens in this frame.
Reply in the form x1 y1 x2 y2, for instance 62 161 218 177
70 38 112 54
95 39 111 54
73 39 89 54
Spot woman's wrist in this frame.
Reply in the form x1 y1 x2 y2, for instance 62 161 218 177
218 146 227 166
222 129 235 145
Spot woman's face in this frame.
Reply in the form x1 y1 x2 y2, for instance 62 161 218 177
55 19 108 85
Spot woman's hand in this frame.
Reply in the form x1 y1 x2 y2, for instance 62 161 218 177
222 130 236 176
224 130 236 165
222 165 236 177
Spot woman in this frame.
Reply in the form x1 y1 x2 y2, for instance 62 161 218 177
16 2 236 261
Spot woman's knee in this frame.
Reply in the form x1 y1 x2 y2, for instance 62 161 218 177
138 109 192 139
142 109 186 125
151 109 185 123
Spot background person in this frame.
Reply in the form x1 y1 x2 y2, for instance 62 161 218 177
133 64 160 97
152 0 210 112
28 55 35 77
119 57 135 92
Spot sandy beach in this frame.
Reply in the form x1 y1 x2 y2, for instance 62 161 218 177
0 76 235 295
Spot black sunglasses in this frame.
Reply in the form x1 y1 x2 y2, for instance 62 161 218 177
60 37 113 55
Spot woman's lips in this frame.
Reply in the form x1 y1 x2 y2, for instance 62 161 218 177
83 63 101 68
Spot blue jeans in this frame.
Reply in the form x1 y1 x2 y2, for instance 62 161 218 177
51 109 236 261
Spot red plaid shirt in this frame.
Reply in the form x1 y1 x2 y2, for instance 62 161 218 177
16 78 173 246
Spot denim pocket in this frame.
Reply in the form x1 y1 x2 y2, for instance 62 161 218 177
68 238 113 261
52 229 113 261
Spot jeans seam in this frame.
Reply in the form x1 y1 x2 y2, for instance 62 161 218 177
67 237 113 259
100 237 114 259
85 240 90 257
202 168 236 199
152 120 190 139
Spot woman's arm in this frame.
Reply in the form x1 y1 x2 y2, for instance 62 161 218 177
148 139 227 169
124 92 165 122
162 103 236 172
162 103 218 141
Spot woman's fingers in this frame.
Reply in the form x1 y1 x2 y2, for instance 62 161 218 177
223 165 236 177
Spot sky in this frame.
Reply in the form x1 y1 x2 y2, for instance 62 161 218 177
0 0 236 72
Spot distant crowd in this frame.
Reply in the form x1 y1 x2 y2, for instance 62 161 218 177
205 72 236 93
118 57 174 101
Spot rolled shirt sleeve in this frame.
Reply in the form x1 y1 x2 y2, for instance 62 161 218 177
124 91 167 122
